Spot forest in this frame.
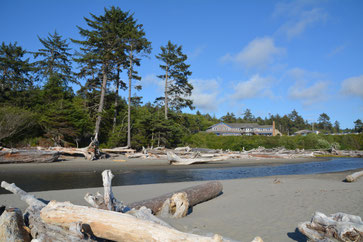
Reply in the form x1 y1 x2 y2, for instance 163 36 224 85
1 7 362 151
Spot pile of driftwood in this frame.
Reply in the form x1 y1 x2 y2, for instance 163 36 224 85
0 170 236 241
298 212 363 241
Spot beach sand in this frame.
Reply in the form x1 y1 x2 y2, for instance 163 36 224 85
0 157 362 241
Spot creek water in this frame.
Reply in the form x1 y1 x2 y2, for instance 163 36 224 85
1 158 362 194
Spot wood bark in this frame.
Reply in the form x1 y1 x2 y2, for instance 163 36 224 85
167 151 229 165
345 170 363 182
159 192 189 218
94 62 108 142
127 47 133 148
0 149 59 164
40 200 225 242
127 181 223 215
164 65 169 120
298 211 363 241
0 208 31 242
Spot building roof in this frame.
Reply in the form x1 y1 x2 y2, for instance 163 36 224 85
208 122 273 130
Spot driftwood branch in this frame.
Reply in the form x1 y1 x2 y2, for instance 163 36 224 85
40 201 225 242
167 151 229 165
345 170 363 182
298 211 363 241
0 208 31 242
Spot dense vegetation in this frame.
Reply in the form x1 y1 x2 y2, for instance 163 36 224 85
1 7 362 150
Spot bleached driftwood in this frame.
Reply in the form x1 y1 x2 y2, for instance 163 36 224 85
0 149 59 164
159 192 189 218
126 152 147 158
167 151 229 165
298 211 363 241
345 170 363 182
40 200 225 242
0 181 89 241
175 146 191 152
128 180 223 215
0 208 31 242
101 147 135 154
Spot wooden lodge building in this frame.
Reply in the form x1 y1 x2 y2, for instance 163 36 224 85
206 121 281 136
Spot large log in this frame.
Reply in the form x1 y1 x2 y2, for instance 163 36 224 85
0 149 59 164
101 147 135 154
0 208 31 242
345 170 363 182
128 181 223 215
298 211 363 241
167 151 229 165
40 200 225 242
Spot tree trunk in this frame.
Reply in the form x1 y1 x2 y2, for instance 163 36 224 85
94 62 108 141
40 201 224 242
127 49 133 148
112 66 120 133
164 66 169 120
0 149 59 164
127 181 223 215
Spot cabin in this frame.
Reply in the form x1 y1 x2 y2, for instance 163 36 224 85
206 122 281 136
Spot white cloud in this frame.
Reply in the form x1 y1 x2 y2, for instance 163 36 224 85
274 1 327 39
187 45 206 59
142 74 163 89
341 75 363 99
288 81 329 106
221 37 285 69
231 74 274 100
190 78 221 112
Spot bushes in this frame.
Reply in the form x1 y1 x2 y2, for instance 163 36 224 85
184 133 363 151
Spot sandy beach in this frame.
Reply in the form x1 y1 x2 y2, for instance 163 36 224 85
0 157 362 241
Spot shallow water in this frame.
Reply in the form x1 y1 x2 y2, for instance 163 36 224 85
1 158 362 194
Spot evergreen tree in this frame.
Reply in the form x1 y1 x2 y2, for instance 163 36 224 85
156 41 193 120
334 120 340 133
33 31 75 85
317 113 332 131
354 119 363 133
242 108 255 122
72 7 133 142
0 42 35 104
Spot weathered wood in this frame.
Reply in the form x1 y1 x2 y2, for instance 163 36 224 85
345 170 363 182
0 208 31 242
128 181 223 215
0 149 59 164
40 201 225 242
159 192 189 218
101 147 135 154
251 237 263 242
1 181 90 241
167 151 229 165
0 205 5 216
298 211 363 241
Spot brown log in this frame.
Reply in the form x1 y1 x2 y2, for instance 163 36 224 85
0 149 59 164
298 211 363 241
0 208 31 242
40 200 225 242
345 170 363 182
127 181 223 214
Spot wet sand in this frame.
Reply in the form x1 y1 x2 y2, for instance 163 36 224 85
1 157 362 241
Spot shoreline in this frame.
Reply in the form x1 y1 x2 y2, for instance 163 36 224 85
0 170 362 241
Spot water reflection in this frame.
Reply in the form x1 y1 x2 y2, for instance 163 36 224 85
1 158 362 194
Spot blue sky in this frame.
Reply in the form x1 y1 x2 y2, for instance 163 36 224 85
1 0 362 128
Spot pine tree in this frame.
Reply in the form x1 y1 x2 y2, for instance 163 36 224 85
72 7 133 142
156 41 193 120
33 31 75 85
0 42 35 103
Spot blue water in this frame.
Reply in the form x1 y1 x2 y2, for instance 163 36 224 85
0 158 362 194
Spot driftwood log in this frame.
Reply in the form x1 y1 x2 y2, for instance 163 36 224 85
345 170 363 182
128 180 223 215
167 151 229 165
298 211 363 241
0 181 90 241
0 149 59 164
101 147 135 154
40 200 225 242
0 208 31 242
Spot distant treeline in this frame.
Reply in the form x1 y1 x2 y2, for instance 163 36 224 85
184 133 363 151
0 7 362 150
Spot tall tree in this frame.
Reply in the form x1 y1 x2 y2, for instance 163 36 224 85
242 108 255 122
0 42 35 103
334 120 340 133
156 41 193 120
354 119 363 133
317 113 332 131
72 7 132 142
33 31 74 85
123 15 151 147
